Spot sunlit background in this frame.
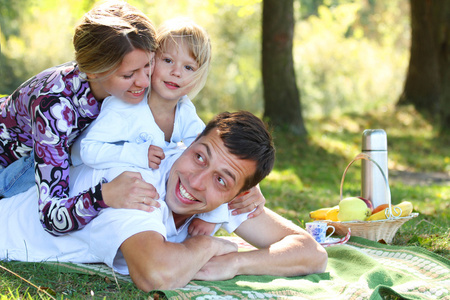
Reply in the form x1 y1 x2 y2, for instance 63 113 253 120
1 0 410 119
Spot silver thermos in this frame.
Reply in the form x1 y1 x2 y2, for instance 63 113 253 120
361 129 389 209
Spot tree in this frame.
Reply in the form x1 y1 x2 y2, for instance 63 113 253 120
398 0 450 134
262 0 307 136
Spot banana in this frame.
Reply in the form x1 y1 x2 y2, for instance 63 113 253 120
325 206 339 221
366 201 413 221
309 205 338 220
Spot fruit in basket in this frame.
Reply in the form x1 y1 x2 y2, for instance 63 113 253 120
366 201 413 221
372 203 389 214
357 196 373 212
325 206 339 221
309 206 338 220
337 197 372 221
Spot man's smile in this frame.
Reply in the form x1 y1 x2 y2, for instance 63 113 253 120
177 180 200 204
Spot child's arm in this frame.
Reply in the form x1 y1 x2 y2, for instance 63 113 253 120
80 99 151 169
188 218 217 236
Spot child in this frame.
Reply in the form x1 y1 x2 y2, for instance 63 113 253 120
77 17 234 236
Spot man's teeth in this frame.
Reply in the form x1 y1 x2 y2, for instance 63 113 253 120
179 183 196 201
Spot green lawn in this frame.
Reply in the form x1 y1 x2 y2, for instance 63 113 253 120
1 106 449 299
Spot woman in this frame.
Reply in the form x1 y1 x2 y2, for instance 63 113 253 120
0 1 160 235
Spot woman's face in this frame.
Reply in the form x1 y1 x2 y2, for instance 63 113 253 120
88 49 155 103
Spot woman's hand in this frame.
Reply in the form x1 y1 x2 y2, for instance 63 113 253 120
101 171 160 212
228 184 266 218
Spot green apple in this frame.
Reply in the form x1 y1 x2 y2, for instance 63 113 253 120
338 197 372 221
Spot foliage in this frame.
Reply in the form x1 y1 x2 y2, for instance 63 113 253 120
1 0 410 121
294 0 410 117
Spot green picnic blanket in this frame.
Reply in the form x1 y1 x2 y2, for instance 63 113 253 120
43 236 450 299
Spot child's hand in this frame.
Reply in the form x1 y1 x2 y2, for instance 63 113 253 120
147 145 165 169
188 218 216 236
228 184 266 218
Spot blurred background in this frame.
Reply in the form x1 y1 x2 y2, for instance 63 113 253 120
1 0 411 121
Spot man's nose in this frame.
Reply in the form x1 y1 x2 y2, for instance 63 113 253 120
189 170 206 191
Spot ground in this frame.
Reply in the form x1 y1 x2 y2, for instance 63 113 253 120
390 170 450 186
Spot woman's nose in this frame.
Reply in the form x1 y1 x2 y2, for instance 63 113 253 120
135 69 150 88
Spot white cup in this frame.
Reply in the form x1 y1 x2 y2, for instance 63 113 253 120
305 221 335 243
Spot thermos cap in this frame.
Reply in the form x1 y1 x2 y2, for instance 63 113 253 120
362 129 387 151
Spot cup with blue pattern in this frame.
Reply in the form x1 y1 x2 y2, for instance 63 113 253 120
305 221 335 243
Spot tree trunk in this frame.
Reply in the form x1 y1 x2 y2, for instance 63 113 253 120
262 0 307 136
399 0 450 134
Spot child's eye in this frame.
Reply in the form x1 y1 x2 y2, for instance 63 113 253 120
163 58 172 64
185 65 195 72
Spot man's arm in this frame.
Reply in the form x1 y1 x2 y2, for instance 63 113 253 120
194 208 328 281
120 231 238 292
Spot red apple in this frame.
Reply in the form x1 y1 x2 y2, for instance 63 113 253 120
357 196 373 213
372 204 389 214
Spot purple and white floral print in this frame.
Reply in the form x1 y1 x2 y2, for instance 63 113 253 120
0 62 108 235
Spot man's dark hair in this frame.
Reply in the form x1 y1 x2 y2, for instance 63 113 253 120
198 111 275 192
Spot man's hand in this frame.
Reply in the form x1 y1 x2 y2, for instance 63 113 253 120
228 185 266 218
148 145 165 169
101 171 160 212
193 252 239 281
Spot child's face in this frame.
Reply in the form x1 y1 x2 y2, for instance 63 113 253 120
151 38 199 102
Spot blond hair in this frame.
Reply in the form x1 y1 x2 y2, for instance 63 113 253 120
73 1 156 75
156 17 211 99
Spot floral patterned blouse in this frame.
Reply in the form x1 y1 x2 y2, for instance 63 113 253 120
0 61 107 235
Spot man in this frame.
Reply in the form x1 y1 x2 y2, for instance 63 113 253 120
0 111 327 292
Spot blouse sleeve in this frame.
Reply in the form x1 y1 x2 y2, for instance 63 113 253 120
31 95 108 236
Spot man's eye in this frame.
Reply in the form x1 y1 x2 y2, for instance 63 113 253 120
217 177 225 186
196 153 204 163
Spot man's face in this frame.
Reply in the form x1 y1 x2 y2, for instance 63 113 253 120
165 129 256 218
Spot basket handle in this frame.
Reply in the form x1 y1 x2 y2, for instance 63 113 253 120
340 153 400 219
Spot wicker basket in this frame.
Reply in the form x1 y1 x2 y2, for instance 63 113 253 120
326 153 418 244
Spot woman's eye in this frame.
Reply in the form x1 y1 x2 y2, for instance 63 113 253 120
123 74 133 79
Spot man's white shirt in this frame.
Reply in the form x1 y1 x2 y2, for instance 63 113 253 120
0 148 249 274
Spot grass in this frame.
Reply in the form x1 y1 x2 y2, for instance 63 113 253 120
1 105 449 299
